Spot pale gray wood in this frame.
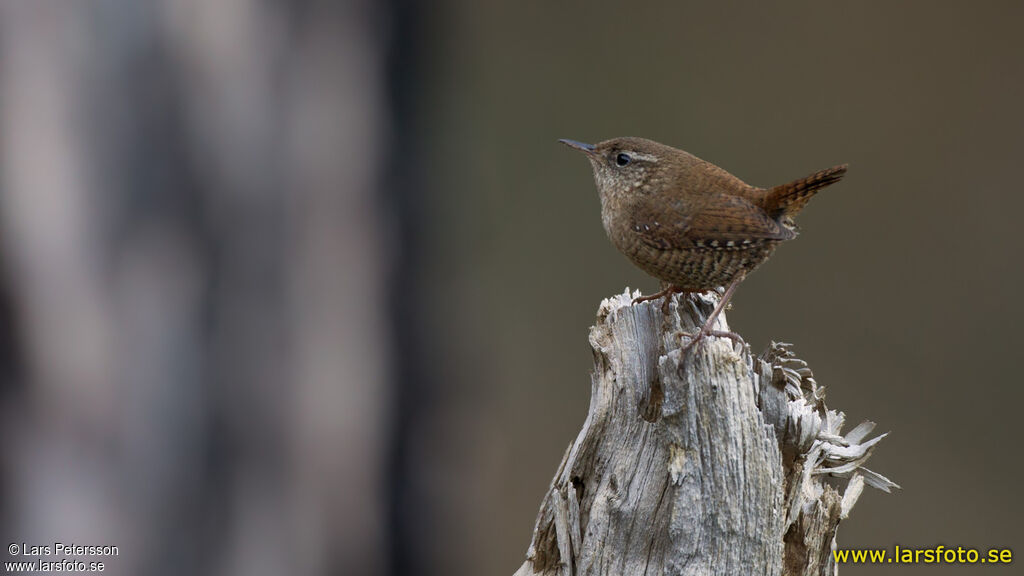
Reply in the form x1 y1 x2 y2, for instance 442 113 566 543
0 2 391 574
515 290 896 576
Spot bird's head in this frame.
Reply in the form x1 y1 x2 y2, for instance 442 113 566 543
559 137 675 202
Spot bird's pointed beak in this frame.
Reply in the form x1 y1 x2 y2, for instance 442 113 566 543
559 139 596 154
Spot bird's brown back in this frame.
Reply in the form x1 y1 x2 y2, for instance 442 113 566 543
563 137 845 290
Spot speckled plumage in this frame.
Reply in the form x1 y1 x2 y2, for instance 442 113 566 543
562 136 846 293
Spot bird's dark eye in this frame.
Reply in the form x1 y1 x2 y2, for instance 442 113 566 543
615 153 632 167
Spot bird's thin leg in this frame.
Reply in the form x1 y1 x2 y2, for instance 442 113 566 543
680 274 746 352
633 283 689 314
633 283 677 304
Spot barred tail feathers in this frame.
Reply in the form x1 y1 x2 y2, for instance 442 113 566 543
764 164 848 219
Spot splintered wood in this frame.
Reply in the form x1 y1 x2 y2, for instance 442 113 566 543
514 290 896 576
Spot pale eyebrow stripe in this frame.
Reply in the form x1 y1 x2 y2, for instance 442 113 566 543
628 152 658 163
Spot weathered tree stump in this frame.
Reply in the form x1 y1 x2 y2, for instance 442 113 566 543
514 289 896 576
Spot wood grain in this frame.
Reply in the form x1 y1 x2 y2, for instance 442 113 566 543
514 290 896 576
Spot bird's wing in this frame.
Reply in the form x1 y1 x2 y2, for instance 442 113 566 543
632 193 793 251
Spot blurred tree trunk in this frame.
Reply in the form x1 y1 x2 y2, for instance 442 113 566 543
514 292 895 576
0 2 392 575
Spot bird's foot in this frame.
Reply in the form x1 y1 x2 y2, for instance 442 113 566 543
633 284 688 314
632 285 677 305
679 327 746 354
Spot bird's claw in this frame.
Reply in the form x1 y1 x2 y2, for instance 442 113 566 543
679 328 746 353
633 285 688 314
632 292 664 305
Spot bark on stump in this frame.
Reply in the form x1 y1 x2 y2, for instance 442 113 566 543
514 289 896 576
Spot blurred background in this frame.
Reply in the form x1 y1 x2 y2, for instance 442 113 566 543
1 1 1022 575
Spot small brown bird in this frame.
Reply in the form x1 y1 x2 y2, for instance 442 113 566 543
560 137 847 350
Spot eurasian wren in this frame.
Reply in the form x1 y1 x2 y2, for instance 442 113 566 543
560 136 846 349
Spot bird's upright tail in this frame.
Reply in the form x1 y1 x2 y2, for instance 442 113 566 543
763 164 848 219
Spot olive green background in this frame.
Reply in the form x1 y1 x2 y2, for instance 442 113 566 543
416 1 1023 574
